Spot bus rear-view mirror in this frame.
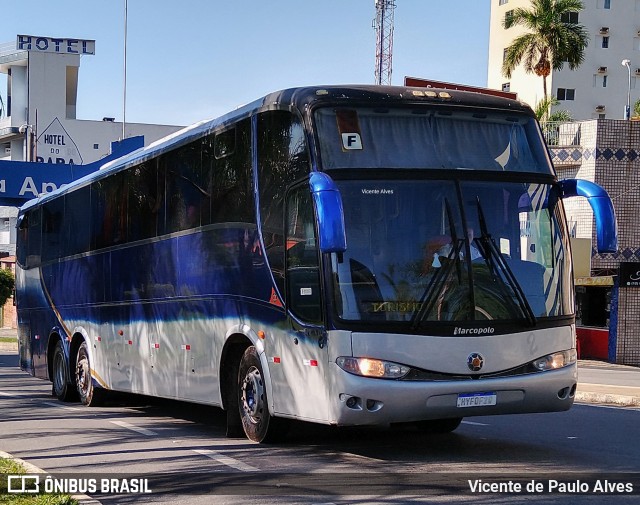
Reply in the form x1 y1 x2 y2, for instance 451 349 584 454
309 172 347 254
558 179 618 254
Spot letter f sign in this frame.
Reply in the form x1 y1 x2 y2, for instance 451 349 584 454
341 133 363 150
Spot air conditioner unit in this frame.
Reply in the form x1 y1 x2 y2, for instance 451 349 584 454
595 105 606 112
597 66 608 73
599 27 609 34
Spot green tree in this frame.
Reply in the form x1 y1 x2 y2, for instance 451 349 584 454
633 98 640 118
502 0 589 100
535 96 574 146
0 268 15 307
534 96 573 123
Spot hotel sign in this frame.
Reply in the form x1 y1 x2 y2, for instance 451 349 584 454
17 34 95 55
619 262 640 288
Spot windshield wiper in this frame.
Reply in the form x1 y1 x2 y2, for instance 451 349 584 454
411 199 464 330
475 197 537 327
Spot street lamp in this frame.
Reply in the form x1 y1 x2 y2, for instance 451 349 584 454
18 124 34 162
622 59 631 120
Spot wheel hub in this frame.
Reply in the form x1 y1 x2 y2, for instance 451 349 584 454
241 366 264 423
77 359 89 393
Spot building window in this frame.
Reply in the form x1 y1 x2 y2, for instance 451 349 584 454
93 143 99 149
505 10 514 25
603 75 608 87
561 11 579 23
557 88 575 100
602 36 609 48
502 82 511 92
503 48 508 62
499 0 508 4
604 0 611 8
598 113 606 119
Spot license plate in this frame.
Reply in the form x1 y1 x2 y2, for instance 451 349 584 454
456 392 497 408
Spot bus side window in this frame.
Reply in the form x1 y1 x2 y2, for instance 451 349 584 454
41 198 64 262
128 161 163 241
91 173 128 249
257 110 310 298
286 185 322 324
64 186 91 256
162 143 204 234
16 214 28 267
18 209 41 268
204 119 253 225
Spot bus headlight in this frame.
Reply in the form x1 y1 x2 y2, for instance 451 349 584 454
532 349 577 371
336 357 410 379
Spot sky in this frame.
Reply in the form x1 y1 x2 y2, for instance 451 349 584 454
2 0 491 127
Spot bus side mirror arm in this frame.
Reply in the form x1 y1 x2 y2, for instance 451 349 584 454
309 172 347 254
558 179 618 254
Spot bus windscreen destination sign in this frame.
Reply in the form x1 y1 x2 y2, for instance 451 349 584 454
17 35 95 55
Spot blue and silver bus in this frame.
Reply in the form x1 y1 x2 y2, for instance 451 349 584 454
16 85 617 442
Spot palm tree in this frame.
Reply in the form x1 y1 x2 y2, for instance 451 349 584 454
501 0 589 100
535 96 573 145
534 96 572 123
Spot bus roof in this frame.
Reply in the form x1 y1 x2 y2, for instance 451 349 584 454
19 84 535 213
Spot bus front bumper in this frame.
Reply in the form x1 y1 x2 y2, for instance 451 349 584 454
327 362 577 426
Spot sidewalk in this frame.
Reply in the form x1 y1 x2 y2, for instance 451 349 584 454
1 329 638 407
0 328 18 352
576 359 640 407
0 327 18 338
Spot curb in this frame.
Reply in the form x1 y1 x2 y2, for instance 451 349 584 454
575 391 640 408
0 450 102 504
0 343 18 352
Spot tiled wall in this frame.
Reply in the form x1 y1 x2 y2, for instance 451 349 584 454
551 119 640 365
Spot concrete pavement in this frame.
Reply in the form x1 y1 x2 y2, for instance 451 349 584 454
1 328 638 407
576 359 640 407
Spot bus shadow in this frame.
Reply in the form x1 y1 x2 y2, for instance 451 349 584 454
106 396 582 470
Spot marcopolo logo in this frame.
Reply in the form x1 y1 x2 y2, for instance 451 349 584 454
453 326 495 336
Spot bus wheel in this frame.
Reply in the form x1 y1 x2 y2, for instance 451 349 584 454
238 346 287 443
52 341 77 402
76 341 104 407
415 417 463 434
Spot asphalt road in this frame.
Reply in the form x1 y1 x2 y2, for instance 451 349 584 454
1 351 639 505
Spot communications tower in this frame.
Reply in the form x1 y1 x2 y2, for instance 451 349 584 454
374 0 396 85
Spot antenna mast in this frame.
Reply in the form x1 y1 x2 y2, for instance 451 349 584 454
374 0 396 85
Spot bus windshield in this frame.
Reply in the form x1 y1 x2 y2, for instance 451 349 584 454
315 107 552 174
329 178 573 327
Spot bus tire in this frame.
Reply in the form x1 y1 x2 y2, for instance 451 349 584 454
415 417 463 434
76 341 104 406
238 346 287 443
52 340 77 402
